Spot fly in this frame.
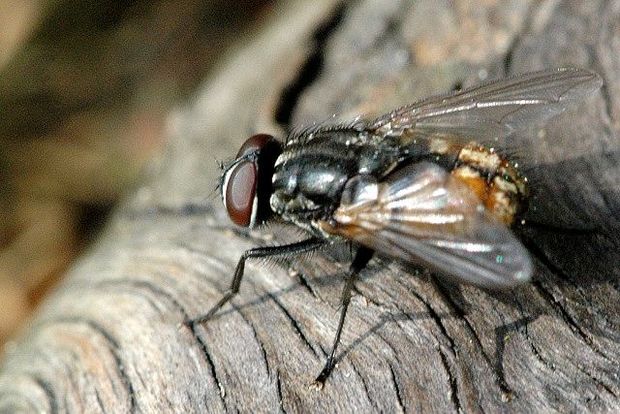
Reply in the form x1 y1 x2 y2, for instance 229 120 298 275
188 68 602 386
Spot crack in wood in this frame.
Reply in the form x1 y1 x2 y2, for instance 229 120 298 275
32 317 138 413
390 284 471 409
521 312 556 371
573 364 619 399
274 3 346 126
522 239 616 363
517 309 619 402
96 279 229 411
275 370 285 413
388 363 405 413
296 271 319 298
31 376 59 414
493 316 538 400
433 283 516 398
401 285 458 353
437 344 462 413
229 302 285 397
349 363 376 410
258 338 272 378
94 389 104 413
266 292 321 357
533 280 617 367
186 322 228 411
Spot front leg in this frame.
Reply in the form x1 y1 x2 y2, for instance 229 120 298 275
188 237 325 325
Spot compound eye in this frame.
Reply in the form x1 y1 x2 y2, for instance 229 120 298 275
236 133 274 158
223 133 280 227
224 160 257 227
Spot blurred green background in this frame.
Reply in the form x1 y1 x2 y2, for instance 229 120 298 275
0 0 273 343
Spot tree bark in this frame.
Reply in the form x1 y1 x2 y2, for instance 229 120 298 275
1 1 619 412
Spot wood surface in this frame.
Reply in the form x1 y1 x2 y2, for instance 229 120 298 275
1 1 619 412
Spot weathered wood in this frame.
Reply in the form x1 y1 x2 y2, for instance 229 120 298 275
1 0 619 412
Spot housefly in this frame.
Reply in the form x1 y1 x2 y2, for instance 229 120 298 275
189 68 602 385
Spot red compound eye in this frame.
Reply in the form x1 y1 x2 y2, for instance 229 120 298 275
224 160 257 227
236 133 274 158
223 134 276 227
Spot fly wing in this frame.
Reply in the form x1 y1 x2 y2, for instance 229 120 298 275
321 162 533 288
370 68 602 142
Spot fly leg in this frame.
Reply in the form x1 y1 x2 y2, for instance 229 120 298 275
314 246 374 386
188 237 325 326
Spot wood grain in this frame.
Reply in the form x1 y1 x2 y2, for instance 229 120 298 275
1 0 619 412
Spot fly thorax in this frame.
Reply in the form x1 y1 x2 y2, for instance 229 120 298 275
270 156 351 221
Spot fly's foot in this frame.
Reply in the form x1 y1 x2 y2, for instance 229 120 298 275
312 359 336 388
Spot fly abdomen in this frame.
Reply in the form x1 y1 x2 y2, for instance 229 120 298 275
394 133 527 225
451 143 527 226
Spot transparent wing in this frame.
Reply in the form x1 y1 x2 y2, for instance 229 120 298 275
321 162 533 288
370 68 602 142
